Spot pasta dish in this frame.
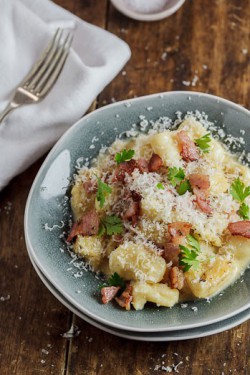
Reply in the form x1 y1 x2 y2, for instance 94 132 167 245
66 117 250 310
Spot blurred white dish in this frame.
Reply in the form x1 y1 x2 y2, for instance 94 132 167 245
110 0 185 21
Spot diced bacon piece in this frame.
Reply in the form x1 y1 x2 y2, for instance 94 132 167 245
131 191 142 202
177 130 199 162
189 173 210 191
66 223 78 243
112 189 141 226
195 193 211 212
228 221 250 239
194 189 213 215
163 243 180 266
83 180 97 194
131 214 139 227
189 173 212 215
160 166 169 175
115 284 133 310
122 201 140 219
67 209 99 242
164 222 192 265
113 159 137 182
148 153 163 172
169 266 185 290
168 222 192 245
160 269 170 284
157 248 165 257
101 286 120 304
122 200 140 226
137 158 149 173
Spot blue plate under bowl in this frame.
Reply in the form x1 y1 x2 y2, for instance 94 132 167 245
24 91 250 332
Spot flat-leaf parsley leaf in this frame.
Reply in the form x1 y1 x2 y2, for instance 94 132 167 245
186 234 200 252
179 246 199 272
168 167 185 187
115 149 135 164
230 178 250 203
100 272 126 289
179 235 200 272
96 177 112 208
195 133 211 153
156 182 165 190
177 180 191 195
238 202 250 220
99 215 123 236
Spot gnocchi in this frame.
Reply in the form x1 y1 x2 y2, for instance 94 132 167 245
132 281 179 310
109 242 167 283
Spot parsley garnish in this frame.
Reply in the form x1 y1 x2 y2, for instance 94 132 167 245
230 178 250 220
177 180 191 196
168 167 185 187
179 246 199 272
156 182 164 190
230 178 250 203
186 234 200 252
98 215 123 236
167 167 191 196
238 202 250 220
115 149 135 164
96 177 112 208
195 133 211 153
179 235 200 272
100 272 126 289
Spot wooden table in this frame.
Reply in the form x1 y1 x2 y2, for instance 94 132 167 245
1 1 250 374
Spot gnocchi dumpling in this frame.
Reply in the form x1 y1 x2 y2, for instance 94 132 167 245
137 219 167 247
95 184 120 214
208 168 229 195
150 131 182 168
185 256 238 298
73 235 104 271
178 117 207 139
132 281 179 310
109 242 167 283
205 140 227 166
141 190 173 223
71 167 99 221
71 182 93 221
221 236 250 264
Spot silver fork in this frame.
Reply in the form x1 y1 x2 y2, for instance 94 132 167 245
0 28 73 123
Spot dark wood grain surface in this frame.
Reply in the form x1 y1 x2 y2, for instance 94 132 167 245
0 1 249 374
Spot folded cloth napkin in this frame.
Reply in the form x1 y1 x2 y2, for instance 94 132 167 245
0 0 131 191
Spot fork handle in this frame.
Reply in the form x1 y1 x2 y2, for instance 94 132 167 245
0 103 18 124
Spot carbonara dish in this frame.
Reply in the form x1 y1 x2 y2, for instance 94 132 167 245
66 117 250 310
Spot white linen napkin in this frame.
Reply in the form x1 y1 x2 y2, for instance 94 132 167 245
0 0 131 191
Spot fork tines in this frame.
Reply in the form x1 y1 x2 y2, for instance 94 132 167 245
23 28 73 98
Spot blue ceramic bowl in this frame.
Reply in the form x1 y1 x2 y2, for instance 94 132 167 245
24 91 250 332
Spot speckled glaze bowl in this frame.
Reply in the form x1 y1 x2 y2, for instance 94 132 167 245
24 91 250 333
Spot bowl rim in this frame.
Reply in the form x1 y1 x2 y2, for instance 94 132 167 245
110 0 186 22
24 91 250 332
